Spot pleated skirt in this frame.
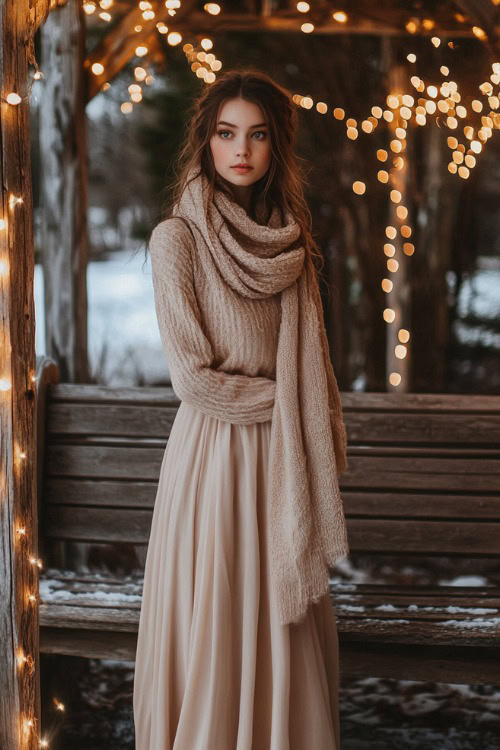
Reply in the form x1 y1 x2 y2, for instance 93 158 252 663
133 400 341 750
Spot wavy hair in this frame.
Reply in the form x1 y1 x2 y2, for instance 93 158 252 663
147 67 326 278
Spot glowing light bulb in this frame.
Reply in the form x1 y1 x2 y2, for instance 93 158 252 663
7 92 21 104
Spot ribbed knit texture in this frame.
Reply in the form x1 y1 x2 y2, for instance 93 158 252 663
148 164 350 625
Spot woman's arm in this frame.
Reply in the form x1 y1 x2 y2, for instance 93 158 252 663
149 219 276 424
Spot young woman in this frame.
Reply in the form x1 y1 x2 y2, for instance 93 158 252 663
133 68 350 750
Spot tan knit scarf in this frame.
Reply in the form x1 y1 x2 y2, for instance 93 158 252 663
173 165 350 625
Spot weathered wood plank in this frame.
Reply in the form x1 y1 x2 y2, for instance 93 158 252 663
341 392 500 413
342 491 500 519
36 358 60 512
336 614 500 648
46 385 500 412
0 2 48 747
48 402 179 437
39 603 139 632
345 518 500 555
45 478 157 508
45 444 500 492
46 399 500 444
47 383 178 404
339 641 500 685
38 587 500 646
46 444 165 479
40 628 137 661
41 504 500 554
44 481 500 519
43 506 153 543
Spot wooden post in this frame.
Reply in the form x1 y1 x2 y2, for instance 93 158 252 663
40 0 90 383
385 55 411 392
0 1 49 747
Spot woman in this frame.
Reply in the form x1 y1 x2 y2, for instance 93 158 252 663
133 68 350 750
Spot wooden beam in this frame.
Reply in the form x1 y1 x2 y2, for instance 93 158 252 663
142 10 499 39
0 2 50 747
86 0 199 101
40 0 90 382
31 0 54 34
85 2 499 100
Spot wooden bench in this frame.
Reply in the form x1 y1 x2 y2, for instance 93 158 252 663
36 356 500 685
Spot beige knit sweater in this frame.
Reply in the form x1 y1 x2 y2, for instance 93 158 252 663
149 218 281 424
148 172 349 625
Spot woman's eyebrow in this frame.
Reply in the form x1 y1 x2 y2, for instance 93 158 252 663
217 120 268 128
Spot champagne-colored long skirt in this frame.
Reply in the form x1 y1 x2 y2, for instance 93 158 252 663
133 400 341 750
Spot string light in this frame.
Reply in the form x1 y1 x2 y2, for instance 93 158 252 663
204 3 220 14
352 181 366 195
6 92 22 105
332 11 348 23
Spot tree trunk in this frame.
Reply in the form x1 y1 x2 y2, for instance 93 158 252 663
40 0 89 383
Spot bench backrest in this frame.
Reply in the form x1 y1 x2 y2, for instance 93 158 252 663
36 358 500 566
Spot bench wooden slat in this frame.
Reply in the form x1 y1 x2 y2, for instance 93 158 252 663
46 445 165 480
346 518 500 555
48 403 178 437
38 577 500 647
47 400 500 444
44 506 152 543
39 603 139 631
45 480 500 522
40 629 138 661
341 392 500 413
47 384 179 404
42 506 500 555
47 386 500 413
46 479 157 508
45 445 500 492
343 491 500 519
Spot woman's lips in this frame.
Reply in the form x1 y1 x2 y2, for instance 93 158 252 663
231 166 253 173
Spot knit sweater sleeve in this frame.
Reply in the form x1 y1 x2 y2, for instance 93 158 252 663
149 218 276 424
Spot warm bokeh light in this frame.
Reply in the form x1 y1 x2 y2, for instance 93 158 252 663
353 181 366 195
332 11 347 23
383 308 396 323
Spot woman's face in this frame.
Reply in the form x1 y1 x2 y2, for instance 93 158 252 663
209 97 272 190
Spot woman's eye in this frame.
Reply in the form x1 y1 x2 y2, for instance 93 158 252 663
217 130 267 140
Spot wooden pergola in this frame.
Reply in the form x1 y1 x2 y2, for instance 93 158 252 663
1 0 498 746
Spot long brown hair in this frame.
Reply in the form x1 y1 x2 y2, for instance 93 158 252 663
158 67 325 276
